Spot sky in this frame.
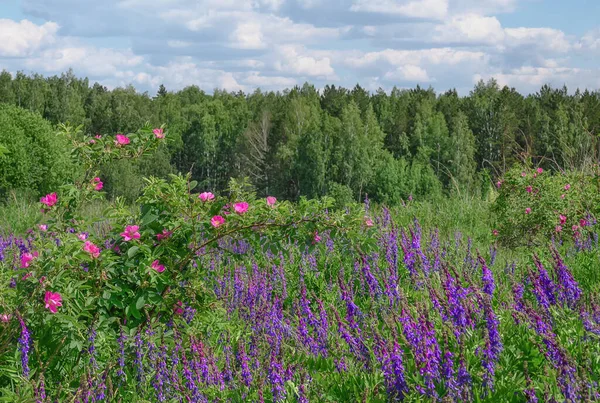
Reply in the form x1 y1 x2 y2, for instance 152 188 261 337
0 0 599 95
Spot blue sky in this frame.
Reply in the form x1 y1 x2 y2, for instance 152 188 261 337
0 0 599 94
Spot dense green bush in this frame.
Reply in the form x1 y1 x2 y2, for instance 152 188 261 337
0 104 76 197
492 164 600 246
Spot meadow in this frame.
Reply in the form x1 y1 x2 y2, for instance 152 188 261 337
0 124 599 403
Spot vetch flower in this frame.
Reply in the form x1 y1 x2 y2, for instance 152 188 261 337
492 229 499 237
0 314 10 322
526 185 533 193
121 225 141 241
521 171 527 177
115 134 130 145
83 241 100 258
40 192 58 207
559 215 567 225
153 128 165 139
198 192 215 202
555 225 562 233
151 260 165 273
211 215 225 228
44 291 62 313
496 181 502 188
18 318 30 377
77 233 88 241
38 224 47 231
564 184 571 191
365 217 374 227
266 196 277 207
560 194 566 199
580 218 587 227
525 208 531 215
234 202 249 214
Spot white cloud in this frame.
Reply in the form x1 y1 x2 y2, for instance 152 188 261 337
450 0 520 15
243 71 297 87
344 48 488 69
0 19 59 57
24 46 143 77
384 65 432 82
504 27 571 52
578 29 599 51
474 66 600 92
274 45 337 78
351 0 449 20
433 14 504 45
230 22 266 49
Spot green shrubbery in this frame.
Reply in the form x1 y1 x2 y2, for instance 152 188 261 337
493 164 600 246
0 104 75 197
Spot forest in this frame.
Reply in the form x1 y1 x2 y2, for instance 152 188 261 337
1 69 599 204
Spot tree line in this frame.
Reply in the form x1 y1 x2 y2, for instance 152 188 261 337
1 69 599 204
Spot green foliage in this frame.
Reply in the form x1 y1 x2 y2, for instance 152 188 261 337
2 70 600 207
492 164 600 246
0 104 76 197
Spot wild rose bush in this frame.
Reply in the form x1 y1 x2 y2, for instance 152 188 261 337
0 124 370 401
492 164 600 246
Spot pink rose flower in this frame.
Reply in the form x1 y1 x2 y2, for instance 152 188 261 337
521 172 527 177
564 184 571 191
525 207 531 214
174 301 184 315
560 194 566 199
120 225 141 242
234 202 249 214
20 252 35 268
115 134 130 145
211 215 225 228
492 229 499 237
40 192 58 207
365 217 374 227
44 291 62 314
38 224 47 231
526 185 532 193
555 225 562 233
0 314 11 323
496 181 502 189
93 177 103 191
199 192 215 202
313 231 321 244
83 241 100 258
559 215 567 225
156 229 173 241
77 233 88 241
151 260 165 273
536 167 543 174
580 218 587 227
266 196 277 207
153 128 165 139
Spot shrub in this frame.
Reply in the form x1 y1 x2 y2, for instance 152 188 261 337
492 164 600 246
0 104 75 197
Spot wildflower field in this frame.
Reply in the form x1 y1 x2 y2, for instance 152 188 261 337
1 125 600 403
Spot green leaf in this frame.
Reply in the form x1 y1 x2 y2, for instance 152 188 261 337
127 246 139 258
136 296 145 310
